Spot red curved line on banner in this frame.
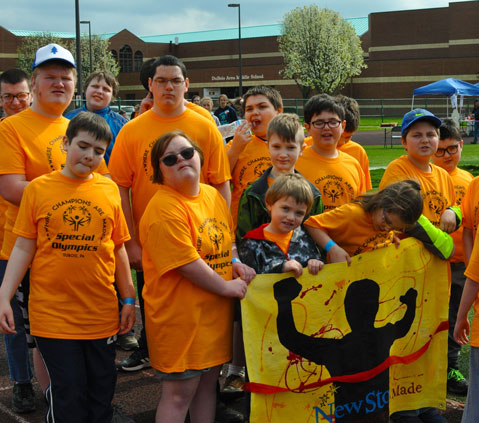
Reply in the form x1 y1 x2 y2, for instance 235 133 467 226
244 320 448 395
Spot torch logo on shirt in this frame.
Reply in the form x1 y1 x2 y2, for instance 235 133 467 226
208 223 225 249
323 179 344 204
63 205 92 231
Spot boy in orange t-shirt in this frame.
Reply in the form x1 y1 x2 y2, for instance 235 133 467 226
296 94 366 211
0 113 136 423
227 86 283 227
381 109 456 423
432 119 473 395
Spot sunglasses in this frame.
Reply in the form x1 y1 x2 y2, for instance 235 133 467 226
161 147 195 167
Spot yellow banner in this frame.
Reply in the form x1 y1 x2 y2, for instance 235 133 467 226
242 238 449 423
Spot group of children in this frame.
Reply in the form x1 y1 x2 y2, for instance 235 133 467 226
0 46 478 422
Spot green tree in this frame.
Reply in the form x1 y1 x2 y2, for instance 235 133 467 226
279 6 366 98
16 32 119 92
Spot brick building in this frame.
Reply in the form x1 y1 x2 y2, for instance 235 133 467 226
1 1 478 103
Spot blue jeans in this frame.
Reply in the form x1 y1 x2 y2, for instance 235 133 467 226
474 121 479 142
462 346 479 423
0 260 33 383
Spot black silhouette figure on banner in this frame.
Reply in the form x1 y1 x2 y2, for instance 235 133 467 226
274 277 417 422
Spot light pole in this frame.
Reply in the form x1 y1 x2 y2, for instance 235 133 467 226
228 3 242 97
74 0 82 99
80 20 92 74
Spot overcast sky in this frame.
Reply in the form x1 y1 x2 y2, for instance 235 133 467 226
0 0 464 36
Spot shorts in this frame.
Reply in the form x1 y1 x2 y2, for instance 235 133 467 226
155 367 211 381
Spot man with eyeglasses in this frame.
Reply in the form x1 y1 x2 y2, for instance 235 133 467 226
0 69 31 119
0 68 34 414
432 118 473 397
109 55 231 375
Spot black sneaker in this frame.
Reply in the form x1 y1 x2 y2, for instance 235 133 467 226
215 401 243 423
111 404 135 423
12 382 36 414
116 349 150 372
116 334 139 351
447 367 468 396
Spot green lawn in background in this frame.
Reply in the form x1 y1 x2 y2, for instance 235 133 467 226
365 144 479 189
358 117 403 131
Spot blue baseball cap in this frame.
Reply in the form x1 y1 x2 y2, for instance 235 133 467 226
32 43 76 70
401 109 441 136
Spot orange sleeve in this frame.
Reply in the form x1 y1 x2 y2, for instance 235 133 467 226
12 183 37 239
0 118 27 175
108 124 135 188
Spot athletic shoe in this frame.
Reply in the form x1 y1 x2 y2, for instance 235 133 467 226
116 334 139 351
447 368 468 396
12 382 36 414
111 404 135 423
116 349 150 372
419 408 447 423
222 374 245 393
215 401 244 423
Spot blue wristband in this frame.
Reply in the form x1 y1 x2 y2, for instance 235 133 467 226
232 258 241 264
324 240 336 253
123 297 136 306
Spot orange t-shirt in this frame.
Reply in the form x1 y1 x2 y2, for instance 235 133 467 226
304 136 372 191
140 183 233 372
296 148 366 211
109 108 230 235
305 203 394 256
0 108 108 258
14 171 130 339
0 197 7 260
379 155 455 227
228 135 271 227
463 233 479 347
186 101 216 124
462 176 479 238
263 229 293 256
448 167 473 263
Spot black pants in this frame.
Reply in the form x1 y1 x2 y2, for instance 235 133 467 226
136 271 149 354
36 336 117 423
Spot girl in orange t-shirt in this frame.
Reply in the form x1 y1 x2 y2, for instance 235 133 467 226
140 130 255 423
305 180 454 264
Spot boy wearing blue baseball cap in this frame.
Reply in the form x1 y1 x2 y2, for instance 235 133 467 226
380 110 458 422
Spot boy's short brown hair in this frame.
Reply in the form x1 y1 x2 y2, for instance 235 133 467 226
267 113 304 147
304 94 345 124
66 111 112 146
84 71 120 100
265 173 314 215
242 85 283 113
336 95 360 132
439 118 462 141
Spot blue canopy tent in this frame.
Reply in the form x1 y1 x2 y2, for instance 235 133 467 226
412 78 479 116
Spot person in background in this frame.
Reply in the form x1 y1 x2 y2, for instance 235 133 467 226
191 95 200 105
214 94 238 125
200 96 220 126
432 118 472 396
0 68 34 414
65 70 127 165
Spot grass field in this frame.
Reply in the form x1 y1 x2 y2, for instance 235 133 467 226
365 144 479 189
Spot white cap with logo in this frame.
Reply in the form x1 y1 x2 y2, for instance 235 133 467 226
32 43 76 70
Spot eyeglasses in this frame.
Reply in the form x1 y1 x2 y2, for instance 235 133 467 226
153 77 185 87
310 119 342 129
0 92 30 103
434 145 459 157
161 147 195 167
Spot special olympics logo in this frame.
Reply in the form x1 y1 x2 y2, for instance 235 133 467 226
208 223 225 249
63 205 92 231
323 180 344 203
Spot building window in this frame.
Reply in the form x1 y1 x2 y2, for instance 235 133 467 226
111 49 118 63
134 51 143 72
119 45 132 73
